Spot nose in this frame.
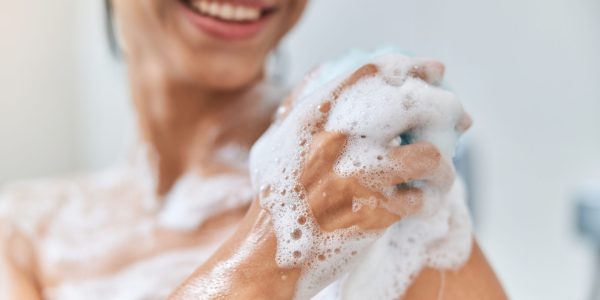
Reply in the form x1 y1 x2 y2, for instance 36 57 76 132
409 60 445 85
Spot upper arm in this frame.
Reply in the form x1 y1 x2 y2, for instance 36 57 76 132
403 240 507 300
0 193 42 300
0 179 77 300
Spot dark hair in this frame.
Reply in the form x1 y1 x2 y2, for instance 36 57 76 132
104 0 120 57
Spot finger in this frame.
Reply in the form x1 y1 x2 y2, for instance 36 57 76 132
351 187 424 229
389 141 456 192
331 64 379 100
408 60 445 85
386 141 443 185
385 187 424 217
299 131 349 184
456 112 473 133
276 67 319 123
308 64 379 134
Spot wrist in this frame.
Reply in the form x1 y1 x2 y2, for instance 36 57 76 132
170 202 301 300
234 203 302 298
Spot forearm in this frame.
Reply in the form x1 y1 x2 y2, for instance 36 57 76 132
170 206 506 300
169 203 302 300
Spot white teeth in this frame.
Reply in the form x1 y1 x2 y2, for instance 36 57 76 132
199 1 209 13
239 7 252 19
220 3 234 20
191 1 262 22
246 7 260 19
208 2 219 15
233 6 245 21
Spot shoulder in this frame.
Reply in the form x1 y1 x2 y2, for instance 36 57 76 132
0 176 90 239
0 178 71 235
0 167 156 239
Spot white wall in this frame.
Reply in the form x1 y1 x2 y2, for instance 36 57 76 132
73 0 133 171
1 0 598 299
0 1 80 183
0 0 132 179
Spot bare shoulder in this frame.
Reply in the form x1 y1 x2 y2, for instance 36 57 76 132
404 240 508 300
0 178 76 238
0 168 146 239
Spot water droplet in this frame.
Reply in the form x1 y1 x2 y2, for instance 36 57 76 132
291 229 302 240
260 185 271 198
318 101 331 113
297 216 306 225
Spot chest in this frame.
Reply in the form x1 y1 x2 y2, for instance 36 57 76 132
35 172 251 295
43 244 227 300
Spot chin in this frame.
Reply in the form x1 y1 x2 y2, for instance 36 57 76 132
203 73 261 92
182 57 266 92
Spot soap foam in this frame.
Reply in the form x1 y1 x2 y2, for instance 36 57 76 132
327 180 472 299
250 49 473 299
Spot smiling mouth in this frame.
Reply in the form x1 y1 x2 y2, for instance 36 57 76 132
180 0 277 23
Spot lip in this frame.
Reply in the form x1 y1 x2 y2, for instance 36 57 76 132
178 0 277 40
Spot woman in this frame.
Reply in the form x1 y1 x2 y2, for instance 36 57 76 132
0 0 506 299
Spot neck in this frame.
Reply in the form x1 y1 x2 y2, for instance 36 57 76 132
127 63 276 196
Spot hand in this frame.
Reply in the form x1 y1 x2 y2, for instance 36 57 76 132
299 130 447 232
251 59 469 233
249 55 471 297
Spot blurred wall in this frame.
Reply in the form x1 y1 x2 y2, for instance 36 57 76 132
0 1 80 182
73 0 133 171
1 0 599 299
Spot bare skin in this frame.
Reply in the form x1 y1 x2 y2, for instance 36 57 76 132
0 222 42 300
0 0 506 299
170 207 506 299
